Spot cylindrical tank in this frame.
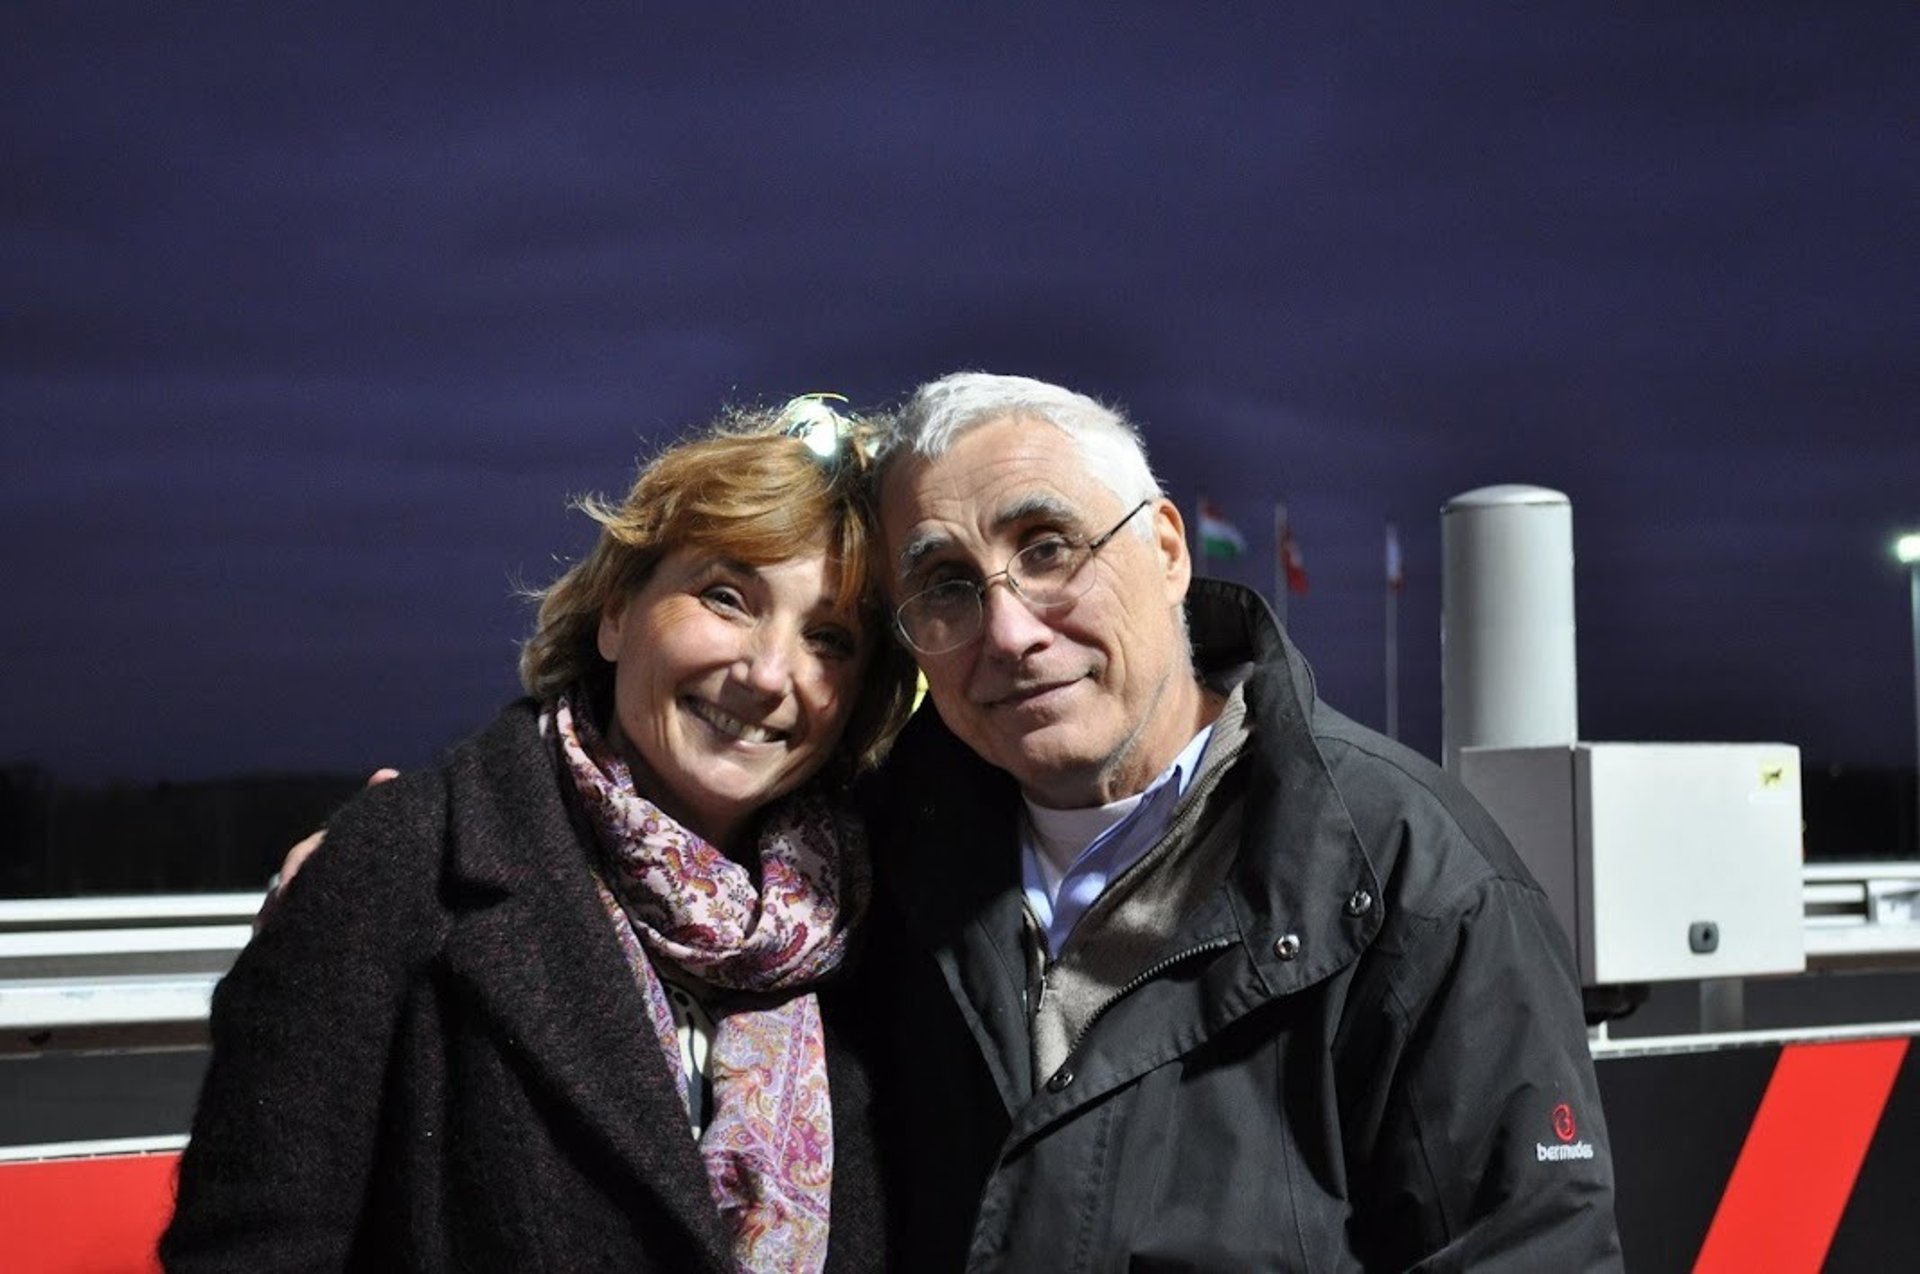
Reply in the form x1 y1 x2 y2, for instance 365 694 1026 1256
1441 484 1578 770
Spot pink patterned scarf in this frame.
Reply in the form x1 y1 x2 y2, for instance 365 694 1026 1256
548 692 866 1274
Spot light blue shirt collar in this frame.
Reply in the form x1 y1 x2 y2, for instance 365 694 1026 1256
1021 723 1215 955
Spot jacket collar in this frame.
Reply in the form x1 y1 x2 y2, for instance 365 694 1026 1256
1185 579 1384 999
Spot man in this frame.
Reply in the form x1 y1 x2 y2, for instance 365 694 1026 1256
859 372 1620 1269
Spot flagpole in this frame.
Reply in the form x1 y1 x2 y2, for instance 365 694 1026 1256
1273 501 1288 628
1384 522 1406 741
1195 493 1208 576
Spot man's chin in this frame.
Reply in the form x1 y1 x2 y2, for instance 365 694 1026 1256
995 731 1106 800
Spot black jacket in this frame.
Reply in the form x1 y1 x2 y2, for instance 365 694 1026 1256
866 580 1621 1271
162 701 885 1272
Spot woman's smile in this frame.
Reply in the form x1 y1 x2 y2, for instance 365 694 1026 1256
683 696 789 745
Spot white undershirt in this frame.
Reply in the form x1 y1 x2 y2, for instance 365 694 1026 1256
1025 795 1145 900
1020 722 1215 953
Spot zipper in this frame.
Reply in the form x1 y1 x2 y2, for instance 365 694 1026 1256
1051 933 1238 1081
971 934 1237 1268
1038 708 1248 976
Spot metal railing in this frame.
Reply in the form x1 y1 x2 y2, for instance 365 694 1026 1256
0 894 260 1054
1803 862 1920 967
0 867 1913 1053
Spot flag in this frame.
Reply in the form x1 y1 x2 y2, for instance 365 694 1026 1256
1385 522 1404 594
1278 507 1308 595
1198 498 1247 560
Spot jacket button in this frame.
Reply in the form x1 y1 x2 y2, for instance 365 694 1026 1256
1047 1067 1075 1093
1274 933 1301 961
1345 889 1374 917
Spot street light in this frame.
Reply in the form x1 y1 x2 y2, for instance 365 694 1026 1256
1898 533 1920 859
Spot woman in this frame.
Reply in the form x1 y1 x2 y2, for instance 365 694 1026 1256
162 396 918 1272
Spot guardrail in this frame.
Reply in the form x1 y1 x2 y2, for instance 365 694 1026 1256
1803 862 1920 968
0 865 1914 1052
0 894 260 1054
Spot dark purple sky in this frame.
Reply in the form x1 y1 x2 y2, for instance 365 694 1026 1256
5 3 1916 781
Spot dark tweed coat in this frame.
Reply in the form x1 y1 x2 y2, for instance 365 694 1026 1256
161 700 886 1272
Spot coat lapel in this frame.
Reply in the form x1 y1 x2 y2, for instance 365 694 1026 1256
880 711 1036 1116
435 706 733 1268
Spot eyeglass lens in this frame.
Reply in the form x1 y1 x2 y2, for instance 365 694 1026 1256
897 500 1149 653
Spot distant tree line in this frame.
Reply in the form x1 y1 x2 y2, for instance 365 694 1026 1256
0 762 1912 899
0 767 362 897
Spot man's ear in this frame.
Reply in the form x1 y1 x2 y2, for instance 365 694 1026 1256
1151 498 1192 604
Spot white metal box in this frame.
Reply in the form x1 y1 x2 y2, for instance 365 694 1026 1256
1457 743 1805 985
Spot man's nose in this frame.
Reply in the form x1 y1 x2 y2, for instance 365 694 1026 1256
977 579 1052 657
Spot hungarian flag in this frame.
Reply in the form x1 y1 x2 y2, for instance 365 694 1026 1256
1386 522 1404 594
1278 506 1308 595
1198 498 1247 560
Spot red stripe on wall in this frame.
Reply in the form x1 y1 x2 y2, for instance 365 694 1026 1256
1693 1038 1909 1274
0 1151 178 1272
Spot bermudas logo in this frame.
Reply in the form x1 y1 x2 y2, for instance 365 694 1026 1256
1537 1101 1595 1162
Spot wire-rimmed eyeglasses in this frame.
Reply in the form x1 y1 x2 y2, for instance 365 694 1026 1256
892 500 1152 655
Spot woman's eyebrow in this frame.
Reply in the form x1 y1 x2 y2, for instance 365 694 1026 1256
686 555 758 580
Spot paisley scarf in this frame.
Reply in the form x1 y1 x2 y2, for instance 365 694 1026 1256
548 691 866 1273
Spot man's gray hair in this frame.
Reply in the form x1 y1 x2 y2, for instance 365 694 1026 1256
882 372 1166 535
